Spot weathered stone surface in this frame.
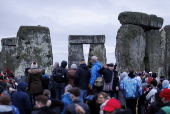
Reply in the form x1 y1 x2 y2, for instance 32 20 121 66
15 26 53 77
88 44 106 67
69 35 105 44
145 30 161 72
115 24 146 72
68 44 84 68
0 37 16 72
159 25 170 79
118 11 164 30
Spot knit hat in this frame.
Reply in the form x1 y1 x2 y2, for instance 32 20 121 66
71 64 77 69
120 72 128 81
64 84 72 94
102 98 121 112
162 80 169 88
31 62 38 68
160 88 170 101
79 58 86 65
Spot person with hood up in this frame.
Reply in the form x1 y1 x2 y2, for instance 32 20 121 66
89 56 102 94
162 80 169 90
53 60 68 100
11 81 32 114
120 68 142 114
61 84 72 114
75 59 91 102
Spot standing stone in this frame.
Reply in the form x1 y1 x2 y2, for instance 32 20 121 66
118 11 164 30
15 26 53 77
145 30 161 72
159 25 170 79
115 24 146 72
88 44 106 67
0 37 16 72
68 35 106 68
68 44 84 68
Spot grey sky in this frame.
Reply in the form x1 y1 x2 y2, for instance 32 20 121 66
0 0 170 66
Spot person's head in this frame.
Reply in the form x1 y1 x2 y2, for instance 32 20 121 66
145 77 153 84
0 95 11 105
71 64 77 69
54 62 59 68
108 63 114 71
64 84 72 94
97 92 108 104
103 98 121 114
129 68 134 74
41 69 46 75
68 87 80 101
43 89 51 97
35 95 48 108
31 62 38 68
160 88 170 104
120 72 128 81
91 56 98 64
61 60 67 68
152 73 157 78
79 58 86 65
17 81 28 92
162 80 169 88
160 76 165 83
150 79 157 87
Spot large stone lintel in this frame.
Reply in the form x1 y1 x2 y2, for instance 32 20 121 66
1 37 16 46
69 35 105 44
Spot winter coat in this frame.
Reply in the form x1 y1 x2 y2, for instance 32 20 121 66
148 102 163 114
89 62 102 86
64 99 90 114
11 82 32 114
98 67 119 93
42 74 49 90
31 106 56 114
11 105 20 114
156 102 170 114
146 87 157 103
100 100 109 114
0 105 13 114
61 94 72 114
28 68 42 94
75 64 91 90
120 76 142 99
68 69 76 87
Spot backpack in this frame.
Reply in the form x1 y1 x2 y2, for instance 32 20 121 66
53 67 65 83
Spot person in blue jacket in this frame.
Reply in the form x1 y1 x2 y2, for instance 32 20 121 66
89 56 102 94
11 81 32 114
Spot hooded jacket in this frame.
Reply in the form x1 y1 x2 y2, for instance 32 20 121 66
11 82 32 114
61 94 72 114
0 105 13 114
89 62 102 86
28 68 42 94
75 64 91 90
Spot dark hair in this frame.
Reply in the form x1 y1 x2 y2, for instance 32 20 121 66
68 87 80 97
0 95 11 105
129 68 134 73
35 95 48 105
150 79 157 86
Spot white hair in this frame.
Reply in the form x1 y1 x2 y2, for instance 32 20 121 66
91 56 98 62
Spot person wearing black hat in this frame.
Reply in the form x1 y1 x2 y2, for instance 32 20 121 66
74 58 90 102
98 63 119 98
64 87 90 114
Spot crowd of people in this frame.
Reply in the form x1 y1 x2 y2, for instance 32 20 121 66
0 56 170 114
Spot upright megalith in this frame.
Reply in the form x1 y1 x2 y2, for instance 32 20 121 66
115 25 146 72
0 37 16 72
68 35 106 68
15 26 53 77
145 30 161 72
118 11 164 30
159 25 170 78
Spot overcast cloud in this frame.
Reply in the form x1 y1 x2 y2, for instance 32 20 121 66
0 0 170 65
